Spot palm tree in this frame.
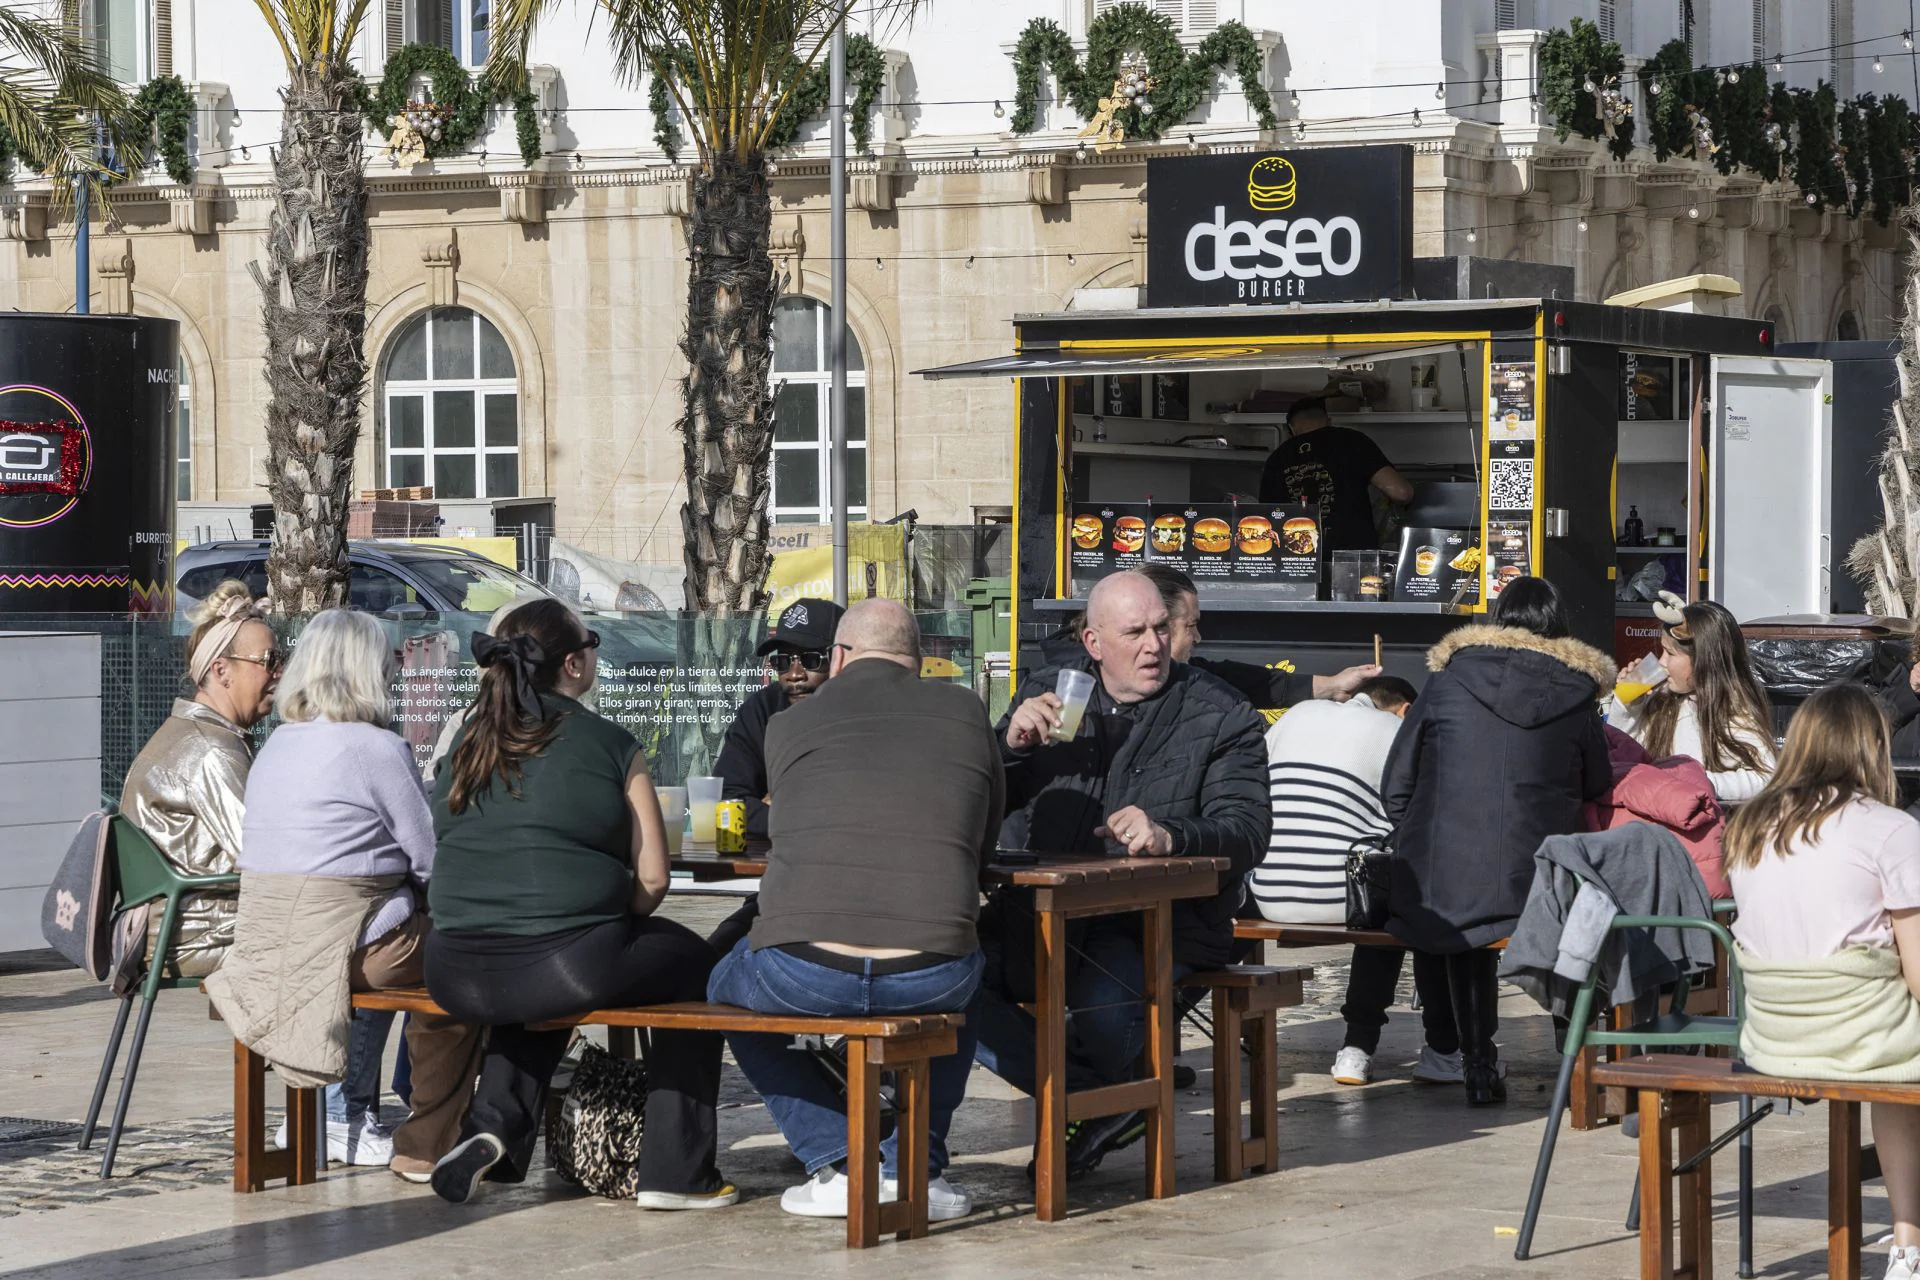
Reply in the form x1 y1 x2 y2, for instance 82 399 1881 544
489 0 915 614
248 0 375 612
1851 206 1920 618
0 6 146 199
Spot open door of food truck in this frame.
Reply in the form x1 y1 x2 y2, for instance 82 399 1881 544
1708 355 1833 620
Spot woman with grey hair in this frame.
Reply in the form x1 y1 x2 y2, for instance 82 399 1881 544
205 609 482 1183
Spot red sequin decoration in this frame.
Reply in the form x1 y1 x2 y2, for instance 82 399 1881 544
0 420 84 497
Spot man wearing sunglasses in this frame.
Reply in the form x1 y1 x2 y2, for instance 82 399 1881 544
713 597 848 845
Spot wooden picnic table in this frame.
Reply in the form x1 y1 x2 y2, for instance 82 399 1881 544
672 846 1229 1224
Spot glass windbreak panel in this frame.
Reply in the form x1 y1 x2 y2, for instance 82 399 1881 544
774 382 818 444
772 301 819 373
389 395 425 449
432 307 475 380
434 454 476 499
484 393 516 446
387 317 428 381
774 448 819 512
397 553 542 614
478 316 513 378
348 566 418 612
435 390 475 448
390 454 426 488
485 453 518 498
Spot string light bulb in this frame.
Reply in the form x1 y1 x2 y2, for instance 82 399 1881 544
992 99 1005 119
1435 81 1445 100
1875 56 1886 74
1686 203 1700 219
765 158 778 174
1187 132 1199 151
1465 226 1477 244
1577 217 1589 232
1411 108 1422 127
1726 68 1740 84
1773 54 1784 72
1289 89 1301 110
1907 30 1915 50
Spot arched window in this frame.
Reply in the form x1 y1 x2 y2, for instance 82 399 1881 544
771 298 867 524
176 358 192 500
1837 310 1863 341
381 306 518 499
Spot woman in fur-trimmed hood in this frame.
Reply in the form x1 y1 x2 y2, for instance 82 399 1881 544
1382 577 1615 1102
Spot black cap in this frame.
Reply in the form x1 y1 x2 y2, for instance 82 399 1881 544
755 597 846 656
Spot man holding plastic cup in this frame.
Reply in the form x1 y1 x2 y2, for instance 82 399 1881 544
972 571 1272 1180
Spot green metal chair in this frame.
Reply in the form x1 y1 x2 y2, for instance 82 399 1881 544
1514 915 1760 1273
77 815 238 1179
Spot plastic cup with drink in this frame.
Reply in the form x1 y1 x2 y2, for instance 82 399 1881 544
1616 652 1668 705
1052 669 1096 742
687 775 723 845
656 785 687 855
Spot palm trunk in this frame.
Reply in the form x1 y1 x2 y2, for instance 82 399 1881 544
678 150 778 614
1851 203 1920 617
257 61 370 614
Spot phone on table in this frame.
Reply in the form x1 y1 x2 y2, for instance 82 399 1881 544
993 848 1039 867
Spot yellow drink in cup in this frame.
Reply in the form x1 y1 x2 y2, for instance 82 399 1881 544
1615 681 1655 704
1053 669 1096 743
687 775 723 845
657 786 687 855
1617 654 1667 705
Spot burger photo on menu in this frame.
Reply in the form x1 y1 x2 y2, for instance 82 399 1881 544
1151 513 1186 553
1281 516 1318 556
1072 512 1104 550
1113 516 1146 554
1192 517 1232 553
1237 515 1275 555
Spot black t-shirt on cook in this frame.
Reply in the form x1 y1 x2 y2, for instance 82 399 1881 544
1257 426 1393 552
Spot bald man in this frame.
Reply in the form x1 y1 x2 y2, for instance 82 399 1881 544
707 599 1004 1223
973 571 1272 1180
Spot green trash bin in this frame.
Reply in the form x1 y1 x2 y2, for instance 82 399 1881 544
964 577 1013 720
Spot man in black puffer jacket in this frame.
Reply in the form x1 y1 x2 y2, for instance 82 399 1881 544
972 572 1271 1177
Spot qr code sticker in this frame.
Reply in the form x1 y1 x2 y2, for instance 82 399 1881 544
1488 459 1534 512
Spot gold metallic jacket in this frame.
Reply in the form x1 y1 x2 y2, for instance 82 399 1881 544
119 699 252 977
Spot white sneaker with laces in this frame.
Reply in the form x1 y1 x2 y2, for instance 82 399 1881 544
270 1114 393 1166
1410 1046 1465 1084
1887 1245 1920 1280
781 1168 851 1218
880 1174 973 1221
1330 1046 1372 1086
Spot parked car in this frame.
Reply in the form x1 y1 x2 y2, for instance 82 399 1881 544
175 539 553 620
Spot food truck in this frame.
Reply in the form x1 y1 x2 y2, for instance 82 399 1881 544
919 145 1836 694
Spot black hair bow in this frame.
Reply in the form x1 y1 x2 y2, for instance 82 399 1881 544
472 631 548 718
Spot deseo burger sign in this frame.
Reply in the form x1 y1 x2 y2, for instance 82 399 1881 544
1146 146 1414 308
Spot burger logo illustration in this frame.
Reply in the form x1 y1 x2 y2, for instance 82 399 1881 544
1112 515 1146 554
1151 513 1186 553
1237 515 1276 555
1281 516 1318 556
1192 517 1232 554
1072 512 1104 550
1247 156 1297 212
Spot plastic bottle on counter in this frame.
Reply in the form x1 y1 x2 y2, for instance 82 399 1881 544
1622 505 1643 547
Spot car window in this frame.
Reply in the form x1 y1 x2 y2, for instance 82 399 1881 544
349 564 422 613
179 559 266 600
393 554 545 614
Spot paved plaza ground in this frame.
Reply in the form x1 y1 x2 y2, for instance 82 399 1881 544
0 896 1879 1278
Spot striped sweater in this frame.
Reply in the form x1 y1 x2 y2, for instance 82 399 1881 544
1251 696 1404 924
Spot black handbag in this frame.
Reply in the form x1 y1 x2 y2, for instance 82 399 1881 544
546 1040 648 1199
1345 835 1393 931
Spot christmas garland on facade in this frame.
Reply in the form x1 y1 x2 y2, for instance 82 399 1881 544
362 44 543 166
1007 5 1276 141
132 75 195 184
1541 23 1920 222
646 35 886 164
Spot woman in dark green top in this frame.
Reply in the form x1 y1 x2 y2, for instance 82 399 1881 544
423 599 734 1210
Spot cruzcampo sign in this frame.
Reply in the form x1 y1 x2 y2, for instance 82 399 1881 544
1146 145 1414 308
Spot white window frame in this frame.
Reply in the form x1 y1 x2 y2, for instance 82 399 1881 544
83 0 153 84
770 299 868 525
404 0 489 69
176 357 191 501
382 307 520 500
1091 0 1215 33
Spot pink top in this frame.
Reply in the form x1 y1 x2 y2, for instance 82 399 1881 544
1729 797 1920 961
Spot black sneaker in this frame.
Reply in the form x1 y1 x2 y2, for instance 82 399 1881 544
431 1133 505 1204
1024 1110 1149 1183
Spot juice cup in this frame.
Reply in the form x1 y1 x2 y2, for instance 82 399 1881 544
687 776 723 845
656 785 687 855
1053 669 1096 742
1617 653 1668 705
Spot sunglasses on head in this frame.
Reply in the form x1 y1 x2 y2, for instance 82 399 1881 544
767 648 830 673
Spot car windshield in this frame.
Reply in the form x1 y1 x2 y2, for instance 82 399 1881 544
394 554 546 614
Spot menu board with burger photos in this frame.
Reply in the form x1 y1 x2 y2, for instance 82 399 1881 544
1070 502 1320 597
1393 527 1483 605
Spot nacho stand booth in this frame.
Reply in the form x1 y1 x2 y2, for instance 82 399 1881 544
919 145 1834 694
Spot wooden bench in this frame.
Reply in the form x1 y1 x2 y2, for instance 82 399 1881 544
1233 920 1401 953
1179 965 1308 1182
229 988 962 1249
1592 1054 1920 1280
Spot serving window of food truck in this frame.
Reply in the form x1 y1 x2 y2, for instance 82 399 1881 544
919 145 1814 694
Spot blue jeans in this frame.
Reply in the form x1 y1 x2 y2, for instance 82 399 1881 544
707 939 983 1178
328 1006 395 1123
972 916 1193 1096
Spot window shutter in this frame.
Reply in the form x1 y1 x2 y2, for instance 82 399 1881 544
1751 0 1765 61
437 0 452 52
386 0 405 60
1091 0 1117 17
1495 0 1517 31
1598 0 1615 41
154 0 171 76
1185 0 1216 32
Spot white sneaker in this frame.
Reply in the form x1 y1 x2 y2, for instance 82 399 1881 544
1331 1046 1372 1086
781 1168 851 1218
1887 1245 1920 1280
880 1174 974 1222
1410 1046 1465 1084
272 1114 393 1166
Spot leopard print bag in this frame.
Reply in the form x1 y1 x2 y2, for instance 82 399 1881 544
546 1040 648 1198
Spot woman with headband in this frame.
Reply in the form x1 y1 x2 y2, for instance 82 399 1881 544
118 579 280 979
421 598 735 1211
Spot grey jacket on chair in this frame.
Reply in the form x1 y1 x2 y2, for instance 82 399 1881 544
1498 822 1718 1019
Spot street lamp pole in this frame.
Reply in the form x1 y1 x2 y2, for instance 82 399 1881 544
828 20 848 607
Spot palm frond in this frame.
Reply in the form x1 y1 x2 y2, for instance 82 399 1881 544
0 6 147 201
248 0 373 70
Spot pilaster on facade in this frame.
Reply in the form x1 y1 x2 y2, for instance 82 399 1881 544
97 238 135 313
422 228 460 307
0 190 49 242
